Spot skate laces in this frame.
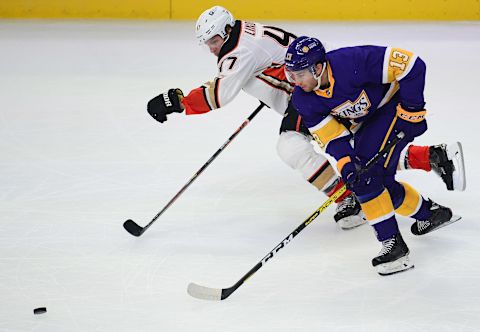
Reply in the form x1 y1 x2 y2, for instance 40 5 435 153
416 220 431 232
337 194 356 213
379 238 396 255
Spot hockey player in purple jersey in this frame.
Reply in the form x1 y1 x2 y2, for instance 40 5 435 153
147 6 464 234
285 36 463 275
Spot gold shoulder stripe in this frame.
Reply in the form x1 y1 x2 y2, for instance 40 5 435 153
386 48 415 83
310 115 349 148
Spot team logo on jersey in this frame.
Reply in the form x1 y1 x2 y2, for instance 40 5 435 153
331 90 371 119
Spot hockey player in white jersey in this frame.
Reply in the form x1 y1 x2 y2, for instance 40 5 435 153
146 6 466 229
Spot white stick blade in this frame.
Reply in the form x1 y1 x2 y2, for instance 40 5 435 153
187 282 222 301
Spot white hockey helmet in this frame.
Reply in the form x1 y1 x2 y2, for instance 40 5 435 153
195 6 235 45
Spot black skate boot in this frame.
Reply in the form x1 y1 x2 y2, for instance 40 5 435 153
429 142 466 191
334 193 366 230
411 200 461 236
372 232 414 276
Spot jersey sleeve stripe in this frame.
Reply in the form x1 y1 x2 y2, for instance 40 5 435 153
384 47 416 83
377 81 400 109
203 79 220 110
257 65 294 94
309 115 350 148
203 86 215 110
213 77 221 108
257 74 294 93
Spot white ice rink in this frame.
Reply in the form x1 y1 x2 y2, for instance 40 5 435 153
1 19 479 331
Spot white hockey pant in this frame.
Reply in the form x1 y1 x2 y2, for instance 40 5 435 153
276 131 338 192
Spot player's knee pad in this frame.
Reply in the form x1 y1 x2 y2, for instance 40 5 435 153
276 131 336 190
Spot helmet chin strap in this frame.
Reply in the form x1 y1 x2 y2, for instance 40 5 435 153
312 62 326 90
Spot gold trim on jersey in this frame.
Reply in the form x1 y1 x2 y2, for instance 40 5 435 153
257 74 294 93
314 62 335 98
203 78 221 109
377 81 400 109
379 115 398 168
383 47 417 84
309 115 350 148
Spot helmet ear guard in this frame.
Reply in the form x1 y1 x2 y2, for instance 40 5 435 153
196 6 235 45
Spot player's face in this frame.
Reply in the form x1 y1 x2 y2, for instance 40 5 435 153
205 35 225 56
286 69 317 92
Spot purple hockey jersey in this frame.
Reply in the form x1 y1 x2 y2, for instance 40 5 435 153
291 45 426 162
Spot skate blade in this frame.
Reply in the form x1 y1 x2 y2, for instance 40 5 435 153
447 142 466 191
376 255 414 276
412 215 462 236
431 214 462 233
338 213 367 230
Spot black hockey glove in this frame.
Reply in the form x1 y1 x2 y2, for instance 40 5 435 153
340 157 383 191
147 88 184 123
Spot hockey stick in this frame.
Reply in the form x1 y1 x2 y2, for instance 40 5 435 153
123 102 267 237
187 131 405 301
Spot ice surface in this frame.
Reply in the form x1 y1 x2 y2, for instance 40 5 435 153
1 19 479 331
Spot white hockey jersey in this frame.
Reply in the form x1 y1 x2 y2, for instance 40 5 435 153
182 20 296 116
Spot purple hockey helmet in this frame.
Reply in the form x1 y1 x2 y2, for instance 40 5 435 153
285 36 326 74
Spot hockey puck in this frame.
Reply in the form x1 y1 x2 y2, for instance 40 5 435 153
33 307 47 315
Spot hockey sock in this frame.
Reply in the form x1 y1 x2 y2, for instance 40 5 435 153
394 182 423 217
410 198 433 221
405 145 431 171
357 189 398 241
324 178 352 203
372 216 400 241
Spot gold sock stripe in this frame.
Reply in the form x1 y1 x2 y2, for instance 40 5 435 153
395 181 422 216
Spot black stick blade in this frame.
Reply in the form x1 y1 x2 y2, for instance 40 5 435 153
123 219 144 237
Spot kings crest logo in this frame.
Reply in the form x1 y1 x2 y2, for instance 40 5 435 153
332 90 371 119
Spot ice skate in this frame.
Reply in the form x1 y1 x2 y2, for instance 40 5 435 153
411 200 461 236
334 193 367 230
430 142 466 191
372 233 414 276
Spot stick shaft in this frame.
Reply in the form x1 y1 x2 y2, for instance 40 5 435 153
217 132 405 300
140 103 266 234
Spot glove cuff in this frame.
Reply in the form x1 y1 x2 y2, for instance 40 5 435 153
167 88 185 113
337 155 352 174
397 104 426 123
